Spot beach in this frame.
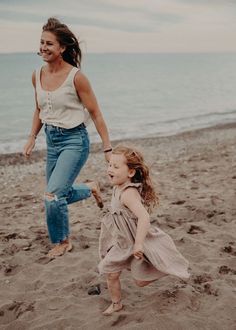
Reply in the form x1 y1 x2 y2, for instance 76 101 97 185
0 123 235 330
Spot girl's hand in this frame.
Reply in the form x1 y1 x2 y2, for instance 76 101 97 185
23 138 35 157
133 243 144 260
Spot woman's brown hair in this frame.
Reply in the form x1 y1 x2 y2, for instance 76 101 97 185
42 17 82 67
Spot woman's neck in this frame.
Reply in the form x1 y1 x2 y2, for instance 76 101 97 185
46 59 70 73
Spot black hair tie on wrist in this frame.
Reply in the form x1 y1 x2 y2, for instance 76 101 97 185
104 148 112 153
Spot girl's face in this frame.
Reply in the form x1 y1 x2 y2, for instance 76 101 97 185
40 31 65 62
108 153 135 186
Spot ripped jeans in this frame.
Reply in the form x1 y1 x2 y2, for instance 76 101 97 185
44 123 91 244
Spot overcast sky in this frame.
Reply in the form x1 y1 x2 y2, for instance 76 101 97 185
0 0 235 54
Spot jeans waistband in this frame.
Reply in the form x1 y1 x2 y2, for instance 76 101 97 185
45 123 85 130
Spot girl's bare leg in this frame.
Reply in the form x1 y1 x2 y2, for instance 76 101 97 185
103 271 123 315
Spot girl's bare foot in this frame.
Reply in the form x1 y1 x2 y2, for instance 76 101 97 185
47 239 73 258
102 301 123 316
86 181 104 208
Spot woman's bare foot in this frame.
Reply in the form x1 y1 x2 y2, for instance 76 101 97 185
86 181 104 208
102 301 123 316
47 239 73 258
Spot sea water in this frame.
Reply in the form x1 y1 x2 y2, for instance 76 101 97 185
0 52 236 154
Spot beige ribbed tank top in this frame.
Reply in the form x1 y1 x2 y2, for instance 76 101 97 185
35 66 90 128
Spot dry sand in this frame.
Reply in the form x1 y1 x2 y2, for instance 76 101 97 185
0 123 235 330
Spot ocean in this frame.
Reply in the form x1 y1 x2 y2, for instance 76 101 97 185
0 52 236 154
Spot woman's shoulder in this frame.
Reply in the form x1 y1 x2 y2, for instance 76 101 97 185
36 65 47 74
32 66 43 87
74 69 88 81
32 65 45 77
74 70 91 91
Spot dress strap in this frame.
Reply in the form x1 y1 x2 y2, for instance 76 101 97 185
114 183 141 201
120 182 141 192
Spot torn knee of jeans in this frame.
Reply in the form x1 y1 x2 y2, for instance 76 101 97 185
44 192 58 202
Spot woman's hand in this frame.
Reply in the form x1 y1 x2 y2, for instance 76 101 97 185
23 137 36 157
133 243 144 260
104 150 112 162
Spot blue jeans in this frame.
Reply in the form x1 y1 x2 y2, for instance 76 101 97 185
44 123 91 244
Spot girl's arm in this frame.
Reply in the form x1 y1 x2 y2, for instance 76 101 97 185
121 188 150 259
23 72 43 157
74 72 112 161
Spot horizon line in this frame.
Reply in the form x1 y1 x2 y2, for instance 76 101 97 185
1 50 236 56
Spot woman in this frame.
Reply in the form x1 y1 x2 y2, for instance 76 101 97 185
23 17 112 258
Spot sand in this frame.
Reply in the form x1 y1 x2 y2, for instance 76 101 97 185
0 123 235 330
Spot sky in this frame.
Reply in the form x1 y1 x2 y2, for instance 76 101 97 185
0 0 236 54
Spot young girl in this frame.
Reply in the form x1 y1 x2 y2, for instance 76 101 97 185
98 145 190 315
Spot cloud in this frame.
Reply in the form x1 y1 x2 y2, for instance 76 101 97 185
0 0 235 53
0 0 183 33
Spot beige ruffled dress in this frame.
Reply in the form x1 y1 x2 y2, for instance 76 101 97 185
98 183 190 281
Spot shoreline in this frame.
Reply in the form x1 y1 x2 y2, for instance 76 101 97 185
1 121 236 166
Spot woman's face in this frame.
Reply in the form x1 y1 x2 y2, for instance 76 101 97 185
39 31 65 62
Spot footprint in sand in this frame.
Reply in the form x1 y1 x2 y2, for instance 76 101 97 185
78 235 91 249
111 314 127 327
218 265 236 275
192 274 218 296
203 283 219 296
206 210 217 219
193 274 213 284
0 301 35 324
2 244 20 256
171 200 186 205
36 256 53 265
2 233 21 242
162 288 179 299
187 225 205 234
221 243 236 256
2 262 20 276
